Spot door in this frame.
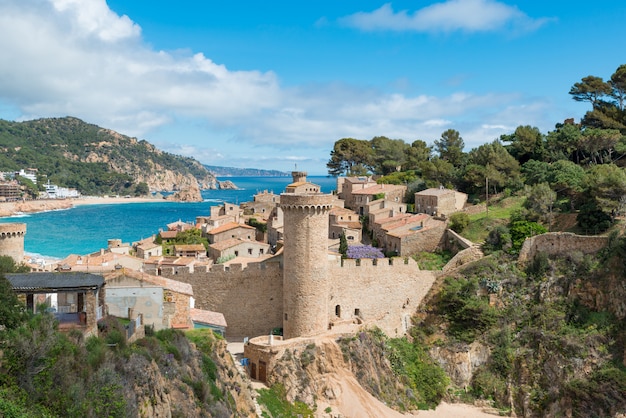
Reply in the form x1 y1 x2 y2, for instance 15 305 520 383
259 360 267 383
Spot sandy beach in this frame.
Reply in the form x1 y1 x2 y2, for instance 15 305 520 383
0 195 166 218
71 195 166 206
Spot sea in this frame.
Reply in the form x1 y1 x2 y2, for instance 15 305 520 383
0 176 338 260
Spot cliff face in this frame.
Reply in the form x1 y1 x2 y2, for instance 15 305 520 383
0 117 219 198
266 335 417 418
118 330 257 417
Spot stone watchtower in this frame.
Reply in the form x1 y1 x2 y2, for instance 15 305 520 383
291 171 308 184
0 223 26 264
280 193 334 339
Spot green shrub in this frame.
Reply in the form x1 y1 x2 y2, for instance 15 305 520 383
437 276 499 343
386 337 448 409
449 212 470 233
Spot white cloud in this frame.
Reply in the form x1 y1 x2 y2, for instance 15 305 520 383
340 1 551 34
0 0 280 138
0 0 559 173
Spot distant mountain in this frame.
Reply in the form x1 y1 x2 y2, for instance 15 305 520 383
204 165 290 177
0 117 218 197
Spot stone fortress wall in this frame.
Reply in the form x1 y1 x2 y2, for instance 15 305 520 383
518 232 609 264
154 254 438 339
0 222 26 263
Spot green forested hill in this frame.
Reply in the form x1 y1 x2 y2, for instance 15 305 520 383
0 117 215 196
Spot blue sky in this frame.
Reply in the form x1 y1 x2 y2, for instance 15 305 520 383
0 1 623 174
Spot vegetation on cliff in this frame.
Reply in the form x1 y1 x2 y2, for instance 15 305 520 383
0 116 216 196
0 259 255 417
413 241 626 417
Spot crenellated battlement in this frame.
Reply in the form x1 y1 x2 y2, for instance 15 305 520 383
280 193 334 212
0 223 26 238
336 256 418 269
0 222 26 264
280 203 333 213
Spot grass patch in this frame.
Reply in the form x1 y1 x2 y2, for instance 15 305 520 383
412 250 453 270
257 384 314 418
464 197 524 243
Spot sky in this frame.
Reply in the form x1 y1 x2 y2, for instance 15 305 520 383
0 1 624 175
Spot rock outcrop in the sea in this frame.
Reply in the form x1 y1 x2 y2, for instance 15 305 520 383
218 180 239 190
164 173 204 202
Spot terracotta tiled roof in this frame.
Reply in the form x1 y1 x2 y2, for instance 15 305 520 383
351 184 406 195
208 222 254 235
190 308 227 328
159 230 178 239
173 244 206 252
415 188 456 196
103 269 194 295
382 214 430 233
209 238 269 251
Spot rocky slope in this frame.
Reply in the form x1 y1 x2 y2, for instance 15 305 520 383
0 117 219 200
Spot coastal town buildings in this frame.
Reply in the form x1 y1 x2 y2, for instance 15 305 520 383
414 187 468 217
0 170 466 383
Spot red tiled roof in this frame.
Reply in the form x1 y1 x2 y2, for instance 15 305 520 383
415 188 456 196
208 222 254 235
351 184 406 195
190 308 227 327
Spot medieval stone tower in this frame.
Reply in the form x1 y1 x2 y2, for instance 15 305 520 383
0 223 26 264
291 171 308 184
280 191 334 339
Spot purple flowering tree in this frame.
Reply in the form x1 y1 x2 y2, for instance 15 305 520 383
346 245 384 259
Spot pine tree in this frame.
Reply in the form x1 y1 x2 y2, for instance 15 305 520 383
339 232 348 259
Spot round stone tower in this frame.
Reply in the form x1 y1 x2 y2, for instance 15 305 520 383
0 223 26 264
291 171 308 183
280 193 334 339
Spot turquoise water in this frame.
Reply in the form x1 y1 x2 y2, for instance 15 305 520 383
0 176 337 259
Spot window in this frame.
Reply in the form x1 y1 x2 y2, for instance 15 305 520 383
248 248 253 255
284 313 288 320
354 308 360 316
234 251 239 256
260 249 264 254
335 305 341 318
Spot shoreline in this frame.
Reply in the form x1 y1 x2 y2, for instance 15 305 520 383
0 196 166 218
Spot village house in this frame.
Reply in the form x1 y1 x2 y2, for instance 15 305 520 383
206 222 256 244
6 272 105 337
208 238 271 262
336 176 378 210
173 243 207 258
107 239 132 255
382 215 447 256
143 255 208 276
166 219 196 232
351 183 407 215
103 269 195 330
266 206 284 248
135 237 163 259
56 249 144 273
241 190 280 219
414 187 468 217
158 229 179 244
329 206 362 242
370 212 414 248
